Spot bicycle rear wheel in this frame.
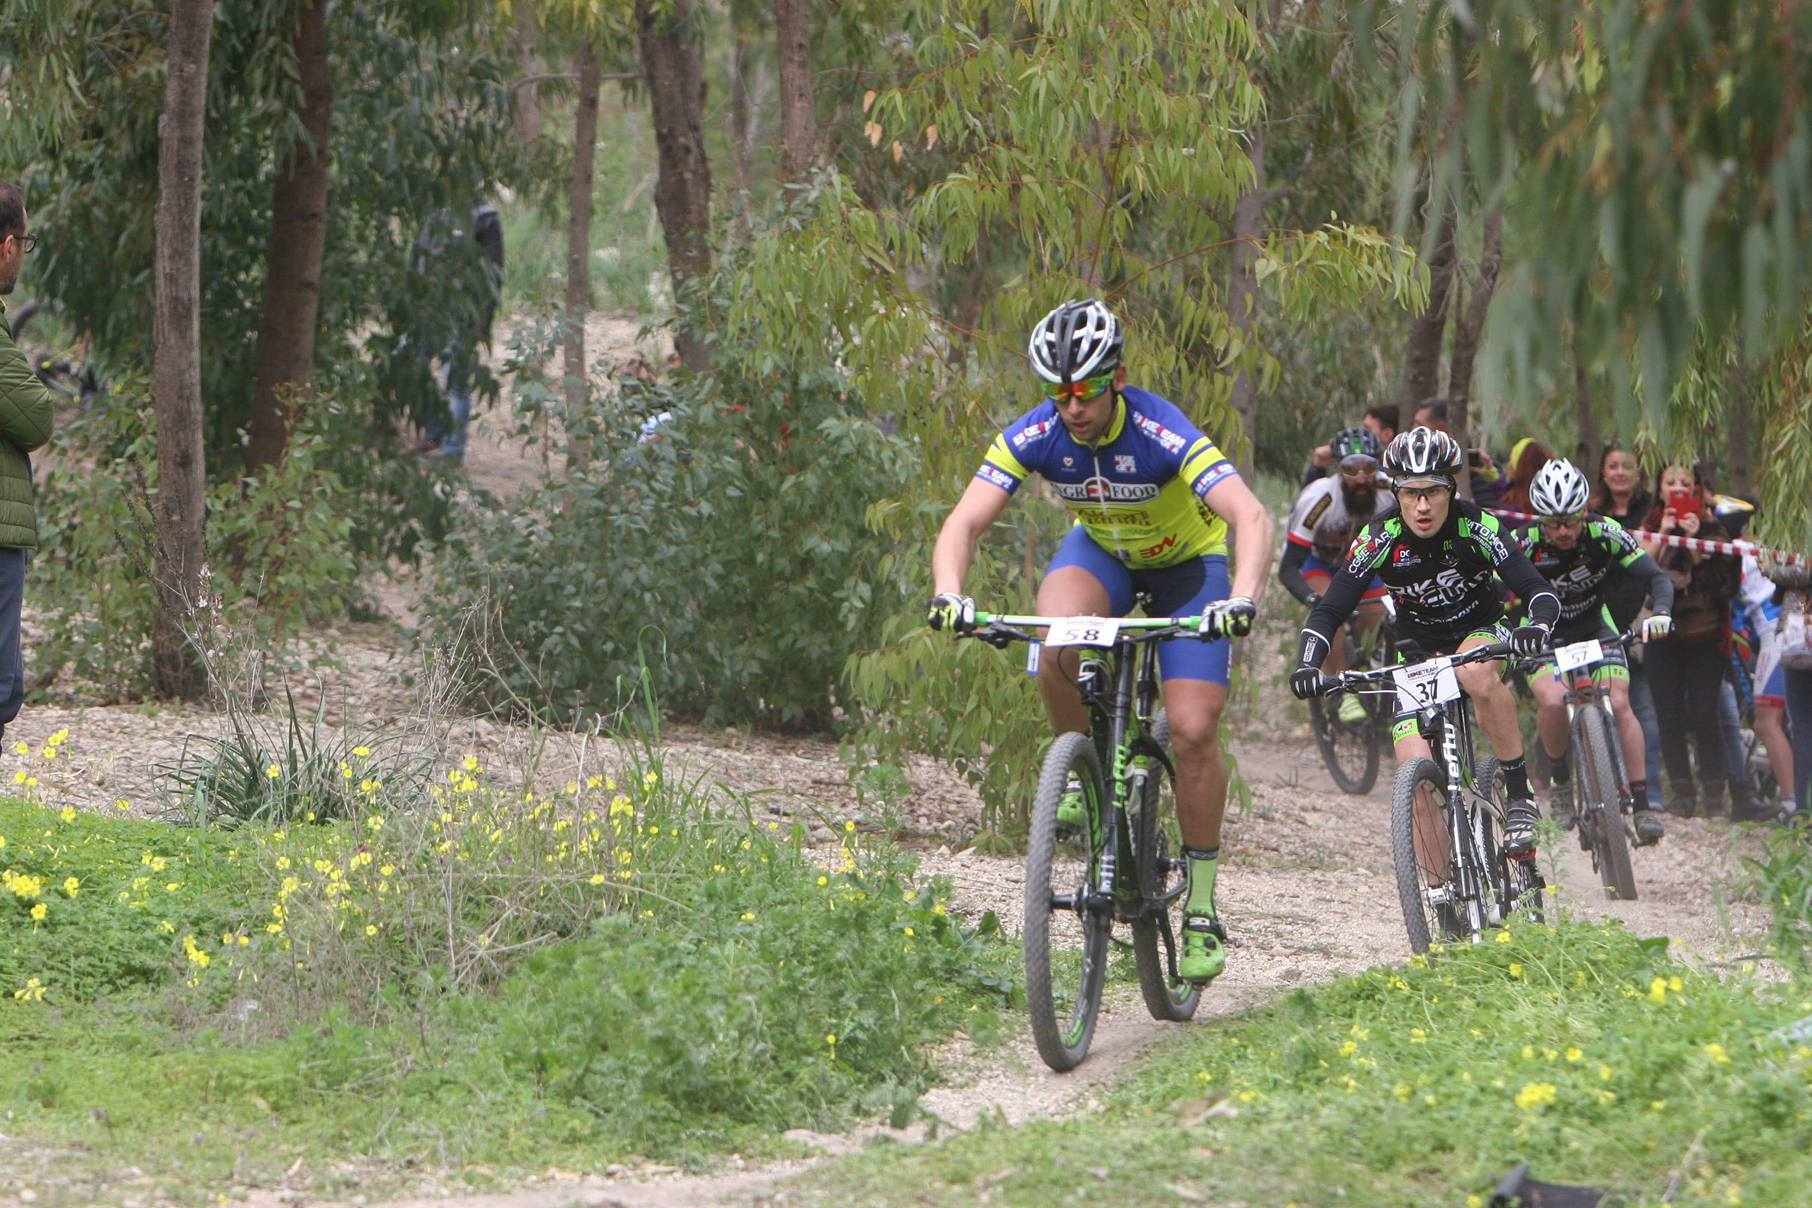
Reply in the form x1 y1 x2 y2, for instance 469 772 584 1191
1024 731 1111 1071
1390 757 1462 954
1130 713 1202 1022
1477 756 1546 925
1576 707 1637 901
1310 632 1381 795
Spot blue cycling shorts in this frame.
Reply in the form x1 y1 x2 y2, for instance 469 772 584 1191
1045 525 1231 685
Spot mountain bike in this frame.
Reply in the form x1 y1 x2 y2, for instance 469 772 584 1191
1316 641 1545 953
964 608 1224 1071
1538 631 1641 901
1308 596 1398 795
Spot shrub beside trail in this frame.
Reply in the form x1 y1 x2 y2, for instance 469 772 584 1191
0 741 1016 1196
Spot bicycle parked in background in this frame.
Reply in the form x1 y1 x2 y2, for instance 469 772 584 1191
964 607 1221 1071
1317 641 1546 952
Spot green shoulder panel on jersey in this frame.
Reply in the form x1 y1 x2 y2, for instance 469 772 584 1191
1588 517 1644 566
1459 510 1513 563
1343 515 1401 575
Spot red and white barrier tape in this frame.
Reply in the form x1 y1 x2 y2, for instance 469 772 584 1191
1486 507 1808 568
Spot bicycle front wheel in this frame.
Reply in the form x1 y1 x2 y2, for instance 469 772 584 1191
1310 692 1382 795
1577 707 1637 901
1130 713 1202 1022
1025 731 1111 1072
1390 757 1462 954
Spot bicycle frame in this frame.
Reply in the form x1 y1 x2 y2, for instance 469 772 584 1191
1421 699 1503 933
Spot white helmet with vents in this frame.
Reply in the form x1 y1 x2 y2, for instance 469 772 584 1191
1028 299 1124 384
1382 426 1463 484
1529 457 1590 517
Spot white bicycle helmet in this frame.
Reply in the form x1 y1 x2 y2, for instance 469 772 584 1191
1382 426 1463 484
1528 457 1590 517
1029 299 1123 384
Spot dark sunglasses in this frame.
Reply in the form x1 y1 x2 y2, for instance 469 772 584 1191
1045 373 1115 403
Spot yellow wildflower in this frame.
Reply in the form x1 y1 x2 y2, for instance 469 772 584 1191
29 902 47 921
353 746 370 758
62 876 78 897
1513 1082 1558 1110
13 977 46 1002
1704 1043 1731 1065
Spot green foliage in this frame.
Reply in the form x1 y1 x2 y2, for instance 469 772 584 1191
1 0 524 471
422 343 914 729
0 796 258 1002
721 2 1421 808
1746 826 1812 975
796 921 1812 1206
498 104 669 317
32 386 367 699
159 692 431 827
494 839 1010 1154
0 749 1016 1191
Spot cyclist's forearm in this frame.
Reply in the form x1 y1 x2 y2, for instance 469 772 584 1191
1277 542 1317 605
931 514 990 595
1228 498 1275 601
1299 571 1365 665
1629 551 1675 616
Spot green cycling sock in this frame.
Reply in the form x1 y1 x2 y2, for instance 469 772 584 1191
1184 846 1219 917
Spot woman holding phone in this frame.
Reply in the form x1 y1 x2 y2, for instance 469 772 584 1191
1639 465 1768 819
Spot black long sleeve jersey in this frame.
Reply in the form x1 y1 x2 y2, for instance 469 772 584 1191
1297 498 1560 668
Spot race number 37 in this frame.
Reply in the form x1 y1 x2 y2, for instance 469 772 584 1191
1043 617 1122 648
1392 657 1461 714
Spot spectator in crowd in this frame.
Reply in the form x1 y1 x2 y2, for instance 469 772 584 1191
1592 441 1665 804
1498 438 1554 514
411 202 504 461
1639 463 1769 819
0 181 53 743
1413 398 1502 502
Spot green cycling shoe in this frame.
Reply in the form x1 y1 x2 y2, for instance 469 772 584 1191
1178 914 1227 984
1055 775 1089 833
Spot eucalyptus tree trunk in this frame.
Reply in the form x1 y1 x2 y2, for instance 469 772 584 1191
729 0 755 225
1226 125 1268 474
1447 207 1501 411
564 42 602 467
246 0 332 474
775 0 819 184
512 0 542 145
1398 198 1457 420
1446 208 1501 499
1573 341 1601 473
637 0 713 372
152 0 214 699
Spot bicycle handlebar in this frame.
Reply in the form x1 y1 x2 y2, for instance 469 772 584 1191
961 611 1220 650
1318 641 1515 697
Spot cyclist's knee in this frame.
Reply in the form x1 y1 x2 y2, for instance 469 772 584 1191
1166 707 1224 758
1455 662 1501 697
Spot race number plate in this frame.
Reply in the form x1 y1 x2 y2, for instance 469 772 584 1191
1553 639 1603 673
1393 657 1461 714
1043 617 1122 648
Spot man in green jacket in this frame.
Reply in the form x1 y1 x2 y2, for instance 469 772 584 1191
0 182 55 739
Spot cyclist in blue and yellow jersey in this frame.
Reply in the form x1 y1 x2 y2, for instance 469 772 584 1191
1515 458 1675 845
1290 427 1561 857
1279 425 1393 724
927 299 1275 986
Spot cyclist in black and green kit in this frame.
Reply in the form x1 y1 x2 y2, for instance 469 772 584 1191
1515 458 1675 845
1289 427 1562 856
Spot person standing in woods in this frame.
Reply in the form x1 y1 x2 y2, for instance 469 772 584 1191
0 182 56 740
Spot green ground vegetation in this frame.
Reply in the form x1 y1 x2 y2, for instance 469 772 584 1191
0 740 1016 1204
793 919 1812 1207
